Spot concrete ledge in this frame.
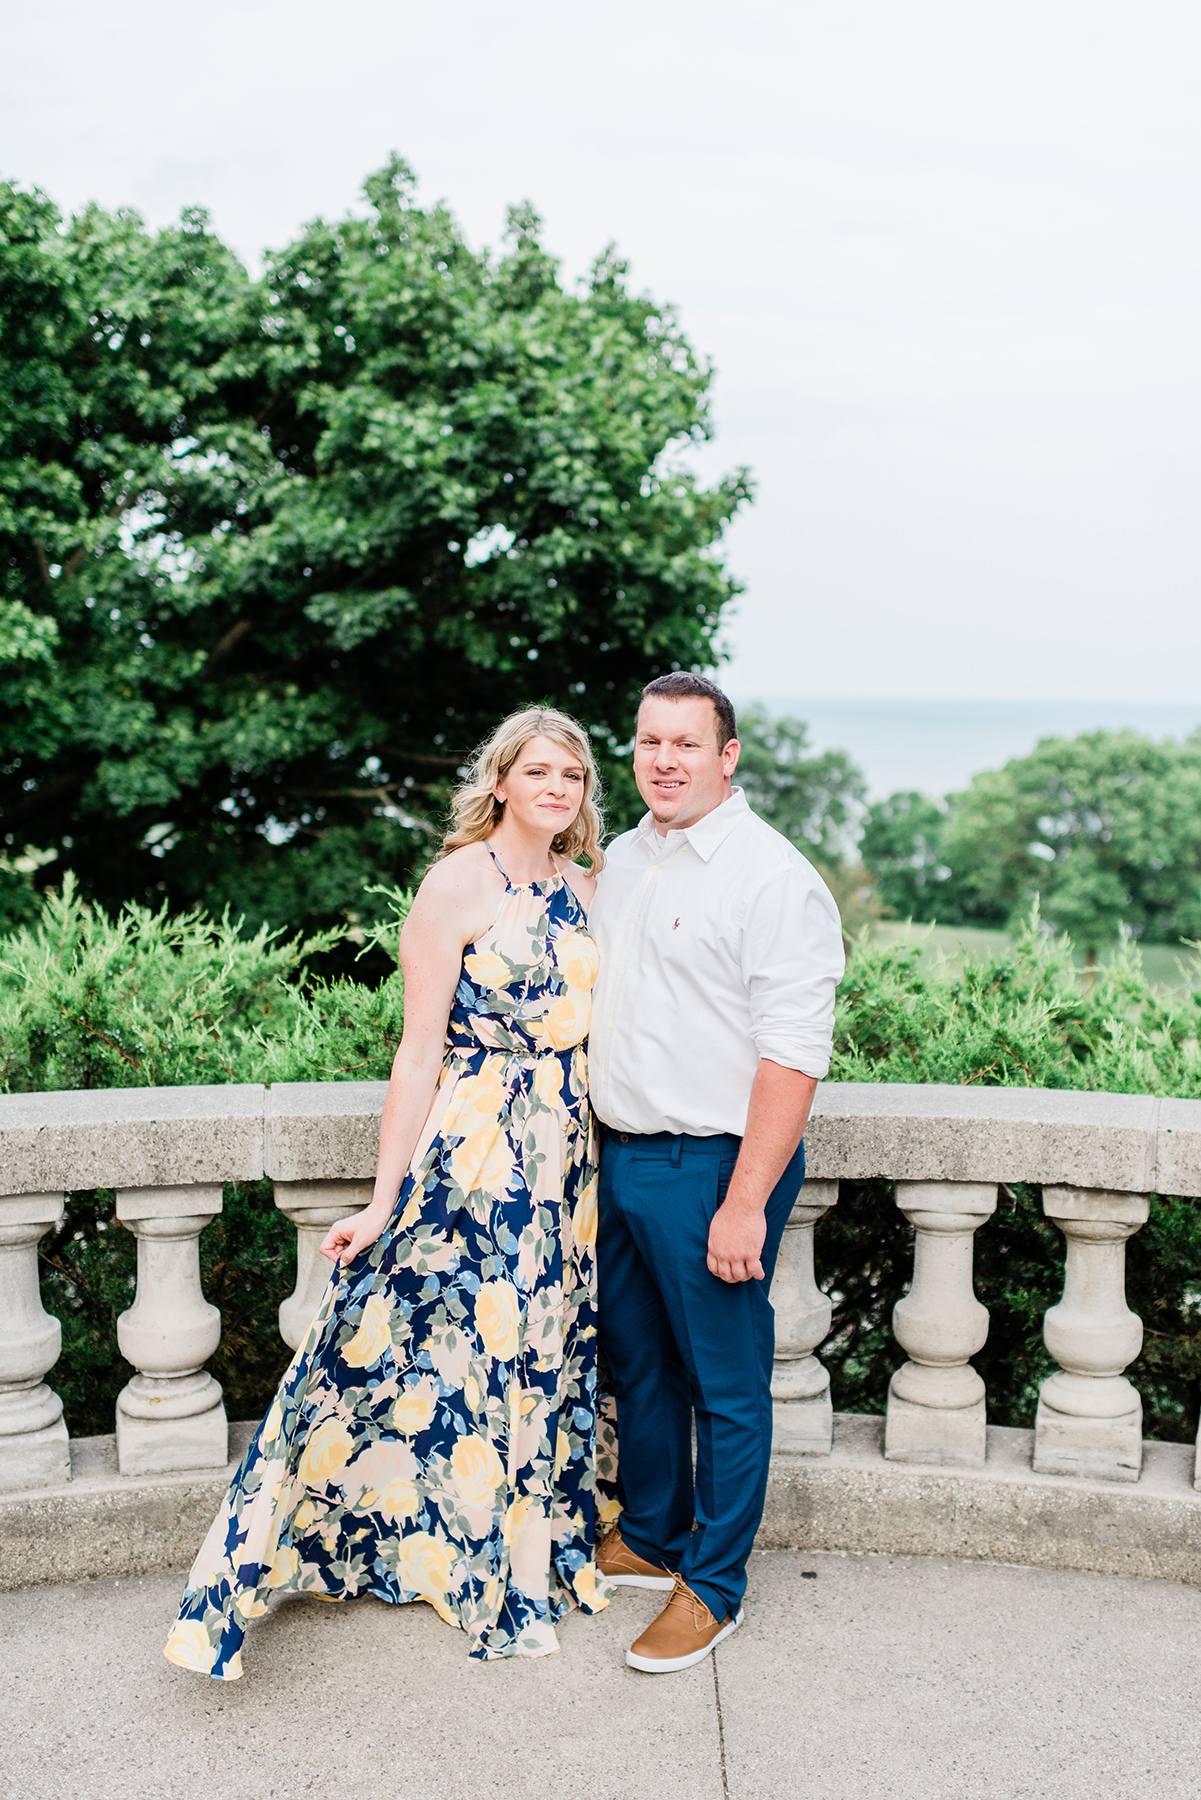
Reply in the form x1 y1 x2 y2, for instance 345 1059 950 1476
805 1085 1167 1192
265 1080 390 1182
2 1081 1199 1196
4 1412 1200 1594
0 1085 265 1193
761 1413 1201 1585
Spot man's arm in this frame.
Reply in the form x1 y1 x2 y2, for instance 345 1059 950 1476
706 1060 818 1283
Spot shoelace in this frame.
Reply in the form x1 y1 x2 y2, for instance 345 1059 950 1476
663 1572 714 1634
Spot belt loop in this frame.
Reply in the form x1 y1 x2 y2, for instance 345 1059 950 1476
669 1134 683 1168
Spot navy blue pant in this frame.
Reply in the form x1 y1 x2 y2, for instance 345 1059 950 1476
597 1129 805 1624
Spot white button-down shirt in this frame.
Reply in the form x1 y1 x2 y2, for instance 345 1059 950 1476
588 787 845 1138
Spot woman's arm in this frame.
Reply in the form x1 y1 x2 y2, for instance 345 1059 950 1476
319 851 499 1266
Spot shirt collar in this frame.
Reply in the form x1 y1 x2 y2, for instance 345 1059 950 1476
634 787 750 863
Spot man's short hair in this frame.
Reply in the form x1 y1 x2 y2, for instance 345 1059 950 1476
640 672 738 750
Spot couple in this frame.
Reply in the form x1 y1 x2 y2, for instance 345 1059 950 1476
164 672 844 1680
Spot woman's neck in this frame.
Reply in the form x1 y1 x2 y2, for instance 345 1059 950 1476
487 822 558 886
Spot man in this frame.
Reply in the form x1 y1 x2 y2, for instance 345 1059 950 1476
589 671 844 1673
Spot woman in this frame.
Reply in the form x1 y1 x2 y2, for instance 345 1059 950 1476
165 706 611 1678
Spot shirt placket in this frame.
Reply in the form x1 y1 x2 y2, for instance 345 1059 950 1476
599 854 663 1116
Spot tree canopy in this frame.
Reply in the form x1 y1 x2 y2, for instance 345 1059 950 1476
0 159 750 941
859 729 1201 952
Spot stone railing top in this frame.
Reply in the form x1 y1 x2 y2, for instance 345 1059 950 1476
0 1084 266 1193
0 1079 1199 1197
265 1080 390 1184
804 1083 1188 1192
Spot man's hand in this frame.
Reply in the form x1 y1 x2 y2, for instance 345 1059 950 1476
707 1200 767 1284
706 1060 819 1285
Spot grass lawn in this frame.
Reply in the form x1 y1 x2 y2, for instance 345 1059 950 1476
872 921 1199 995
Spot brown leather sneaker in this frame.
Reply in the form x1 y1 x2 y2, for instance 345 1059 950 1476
596 1527 675 1591
625 1573 743 1672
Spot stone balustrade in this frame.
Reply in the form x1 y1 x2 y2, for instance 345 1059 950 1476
0 1080 1199 1507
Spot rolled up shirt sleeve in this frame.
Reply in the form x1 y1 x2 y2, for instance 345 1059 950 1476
741 863 846 1080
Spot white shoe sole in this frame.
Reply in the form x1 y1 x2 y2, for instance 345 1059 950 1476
604 1571 676 1591
625 1607 744 1672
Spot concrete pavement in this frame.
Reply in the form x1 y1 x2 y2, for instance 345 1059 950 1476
2 1549 1199 1800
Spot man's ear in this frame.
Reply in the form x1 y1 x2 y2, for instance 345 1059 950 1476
723 737 741 777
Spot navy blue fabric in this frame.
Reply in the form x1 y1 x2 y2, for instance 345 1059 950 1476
597 1130 805 1624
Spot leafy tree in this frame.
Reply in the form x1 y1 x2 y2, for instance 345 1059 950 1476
0 161 749 945
859 789 954 922
734 705 866 863
941 731 1201 955
734 706 881 938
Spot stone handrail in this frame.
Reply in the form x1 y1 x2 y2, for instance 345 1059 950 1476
1 1080 1199 1496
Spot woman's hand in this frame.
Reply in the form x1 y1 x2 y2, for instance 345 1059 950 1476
319 1203 392 1268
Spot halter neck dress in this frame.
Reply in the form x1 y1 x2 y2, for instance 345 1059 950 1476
165 850 614 1677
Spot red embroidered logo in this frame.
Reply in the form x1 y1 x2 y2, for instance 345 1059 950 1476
672 917 681 930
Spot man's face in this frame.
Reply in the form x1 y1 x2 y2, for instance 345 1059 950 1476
633 696 740 832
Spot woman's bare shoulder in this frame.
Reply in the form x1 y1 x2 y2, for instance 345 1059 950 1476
403 842 504 944
416 841 494 900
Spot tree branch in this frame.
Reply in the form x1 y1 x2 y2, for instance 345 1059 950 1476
203 618 253 680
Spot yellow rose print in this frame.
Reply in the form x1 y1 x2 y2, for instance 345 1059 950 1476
475 1279 520 1362
572 1174 598 1249
394 1532 458 1623
340 1293 393 1368
298 1417 354 1487
448 1435 505 1512
164 1619 218 1675
267 1543 300 1588
391 1378 438 1436
448 1123 514 1198
378 1477 420 1521
542 991 590 1051
533 1054 564 1108
554 932 599 992
463 949 511 989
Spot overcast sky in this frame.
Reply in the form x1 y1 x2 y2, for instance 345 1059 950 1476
3 1 1199 703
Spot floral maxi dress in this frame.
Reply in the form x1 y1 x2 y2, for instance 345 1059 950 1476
165 864 613 1678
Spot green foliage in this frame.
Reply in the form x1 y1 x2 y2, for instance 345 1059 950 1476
831 913 1201 1095
858 789 954 922
735 706 866 864
0 871 342 1091
859 730 1201 950
0 163 749 943
734 706 882 939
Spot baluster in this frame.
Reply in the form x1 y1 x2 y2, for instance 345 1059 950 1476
1034 1185 1149 1483
0 1193 71 1491
114 1186 227 1476
885 1181 997 1466
771 1180 839 1454
274 1180 373 1349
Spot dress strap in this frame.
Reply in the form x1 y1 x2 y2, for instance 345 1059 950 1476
484 841 513 888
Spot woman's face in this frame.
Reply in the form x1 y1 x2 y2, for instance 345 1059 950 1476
494 734 587 836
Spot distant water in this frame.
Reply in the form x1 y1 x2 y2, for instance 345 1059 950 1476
737 698 1201 801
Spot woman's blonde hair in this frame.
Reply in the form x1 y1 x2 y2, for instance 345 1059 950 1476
442 706 605 871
